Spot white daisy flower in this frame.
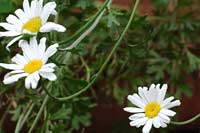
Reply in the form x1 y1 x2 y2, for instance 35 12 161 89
0 37 58 89
0 0 66 49
124 84 181 133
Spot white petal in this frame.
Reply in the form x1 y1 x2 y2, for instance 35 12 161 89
42 43 58 63
159 115 169 128
37 0 43 16
31 75 39 89
157 84 167 103
23 0 31 17
158 113 170 124
15 9 28 23
45 43 58 57
164 100 181 109
19 39 34 60
41 2 56 24
6 15 23 27
33 72 40 82
0 63 23 70
159 119 167 128
40 67 55 73
4 70 24 80
123 107 144 113
138 87 148 103
40 22 66 32
12 54 28 65
153 117 161 128
4 70 24 76
128 94 145 108
130 117 148 127
30 0 37 16
136 118 148 128
25 73 40 89
0 23 16 31
129 113 145 121
39 72 57 81
0 31 20 37
142 119 153 133
38 37 46 57
160 109 176 117
25 75 31 89
156 84 160 90
6 36 23 50
148 84 156 102
3 73 28 84
29 37 39 58
161 96 174 108
51 10 57 15
43 63 56 68
142 87 151 102
31 80 38 89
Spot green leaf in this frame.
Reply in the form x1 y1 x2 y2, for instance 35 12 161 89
0 0 15 13
50 106 72 120
150 0 169 7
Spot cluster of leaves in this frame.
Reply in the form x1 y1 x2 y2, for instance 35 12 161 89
93 0 200 103
0 0 200 132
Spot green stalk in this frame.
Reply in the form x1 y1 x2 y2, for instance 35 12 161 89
16 103 35 132
171 113 200 125
28 95 49 133
59 0 111 45
15 102 33 133
44 0 140 101
81 57 91 82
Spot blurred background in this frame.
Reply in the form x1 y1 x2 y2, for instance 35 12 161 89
0 0 200 132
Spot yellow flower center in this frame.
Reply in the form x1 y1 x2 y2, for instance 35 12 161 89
22 17 42 33
145 102 161 118
24 60 43 74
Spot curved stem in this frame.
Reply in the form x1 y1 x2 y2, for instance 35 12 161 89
171 113 200 125
15 102 33 133
44 0 140 101
81 57 91 82
59 0 111 45
28 95 49 133
59 0 112 50
18 103 35 132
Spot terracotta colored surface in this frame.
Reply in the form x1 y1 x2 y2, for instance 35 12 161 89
100 0 153 15
177 75 200 129
85 98 126 133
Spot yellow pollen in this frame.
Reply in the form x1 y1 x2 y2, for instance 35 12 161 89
145 102 161 118
24 60 42 74
22 17 42 33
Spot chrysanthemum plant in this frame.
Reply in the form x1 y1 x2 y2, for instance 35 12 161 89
0 0 199 132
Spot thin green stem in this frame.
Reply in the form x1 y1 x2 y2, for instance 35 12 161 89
28 95 49 133
17 103 35 132
59 0 111 45
59 0 111 50
44 0 140 101
171 113 200 125
81 57 91 82
15 102 32 133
